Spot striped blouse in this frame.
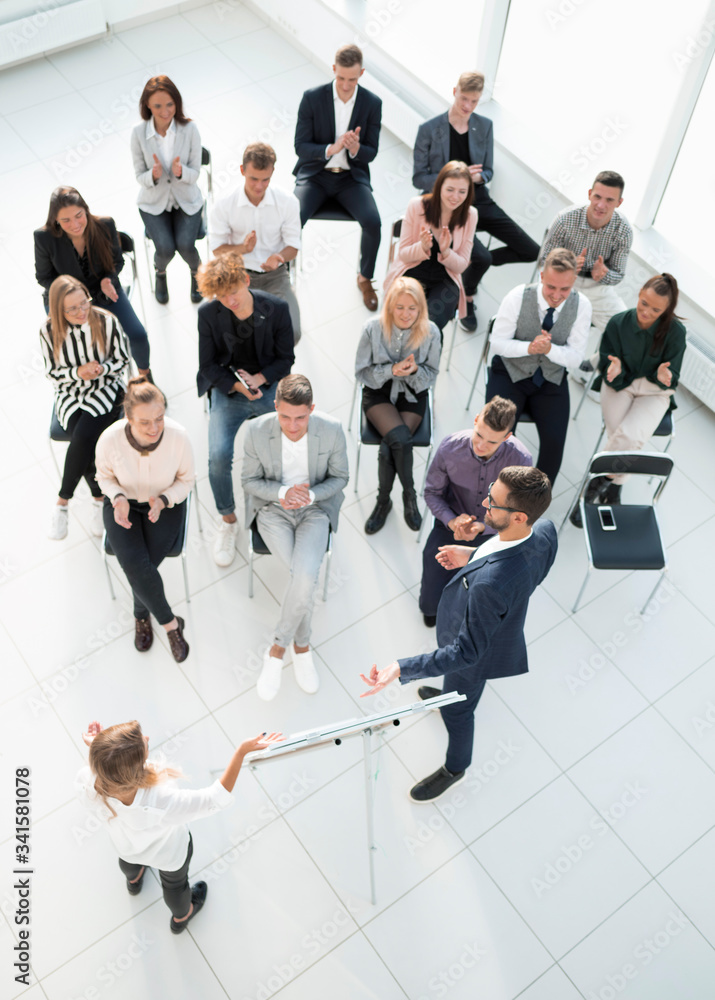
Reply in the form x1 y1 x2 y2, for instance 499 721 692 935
40 311 129 430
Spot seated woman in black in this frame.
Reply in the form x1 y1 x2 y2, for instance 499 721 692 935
34 186 151 375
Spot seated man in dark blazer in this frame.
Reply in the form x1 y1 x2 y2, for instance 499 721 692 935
361 466 557 802
242 374 349 701
413 71 540 332
293 44 382 311
196 252 294 567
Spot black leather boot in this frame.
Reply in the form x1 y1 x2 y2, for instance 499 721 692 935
190 273 202 303
155 271 169 304
365 444 395 534
402 490 422 531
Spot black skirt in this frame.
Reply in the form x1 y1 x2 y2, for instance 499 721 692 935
361 380 428 416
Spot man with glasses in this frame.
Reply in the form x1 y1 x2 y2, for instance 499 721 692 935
360 466 557 802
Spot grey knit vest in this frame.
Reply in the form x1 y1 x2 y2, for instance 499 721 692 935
500 284 578 385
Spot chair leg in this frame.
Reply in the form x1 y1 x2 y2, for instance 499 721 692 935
420 446 432 494
182 551 191 604
48 441 62 479
323 538 333 602
193 484 203 533
640 571 666 616
347 381 358 433
572 566 591 613
248 546 254 599
572 369 598 421
445 317 459 372
416 511 428 544
465 357 484 413
354 440 362 493
143 237 154 292
103 548 116 601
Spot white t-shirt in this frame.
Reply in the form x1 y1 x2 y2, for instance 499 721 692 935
469 529 532 562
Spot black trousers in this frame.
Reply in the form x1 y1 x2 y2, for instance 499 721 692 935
119 834 193 919
419 520 486 616
294 171 381 279
463 196 540 295
486 357 570 484
103 498 185 624
59 397 124 501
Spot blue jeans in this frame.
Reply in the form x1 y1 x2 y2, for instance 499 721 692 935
256 504 329 646
99 288 151 371
140 207 203 273
208 385 277 515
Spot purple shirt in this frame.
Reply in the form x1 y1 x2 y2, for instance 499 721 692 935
424 430 533 536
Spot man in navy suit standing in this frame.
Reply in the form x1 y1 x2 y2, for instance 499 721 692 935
293 44 382 311
413 72 540 332
361 466 557 802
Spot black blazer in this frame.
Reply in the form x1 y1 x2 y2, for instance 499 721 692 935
293 83 382 188
34 217 124 307
196 291 295 398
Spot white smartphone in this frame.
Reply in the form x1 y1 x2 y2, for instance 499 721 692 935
598 506 616 531
230 367 259 396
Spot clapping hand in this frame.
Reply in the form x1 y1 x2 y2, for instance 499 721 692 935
243 230 257 254
591 255 608 282
392 353 416 377
528 332 551 355
419 226 433 254
606 354 622 382
100 277 118 303
575 247 588 272
469 162 483 184
171 156 182 178
148 495 166 523
77 361 104 380
657 361 672 387
152 154 163 181
436 226 452 255
343 126 361 155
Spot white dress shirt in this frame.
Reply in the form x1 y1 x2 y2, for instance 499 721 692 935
469 529 532 562
490 283 592 371
208 185 301 269
325 80 357 170
277 432 315 503
146 118 178 209
76 765 234 870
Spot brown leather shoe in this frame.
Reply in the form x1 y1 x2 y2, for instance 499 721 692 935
134 618 153 652
357 275 378 311
167 616 189 663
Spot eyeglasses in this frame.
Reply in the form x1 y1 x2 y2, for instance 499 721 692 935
64 299 91 315
485 482 522 513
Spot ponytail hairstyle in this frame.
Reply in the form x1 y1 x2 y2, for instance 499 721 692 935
88 720 180 818
123 376 167 420
641 272 682 354
44 186 116 277
47 275 108 362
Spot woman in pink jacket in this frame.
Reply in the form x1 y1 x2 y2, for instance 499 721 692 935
384 161 477 335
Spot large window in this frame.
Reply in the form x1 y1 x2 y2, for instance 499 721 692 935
493 0 713 219
320 0 485 97
656 55 715 267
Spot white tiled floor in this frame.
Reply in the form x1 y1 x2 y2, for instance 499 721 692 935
1 4 715 998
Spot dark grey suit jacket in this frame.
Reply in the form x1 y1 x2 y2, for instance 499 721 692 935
241 411 349 532
412 111 494 194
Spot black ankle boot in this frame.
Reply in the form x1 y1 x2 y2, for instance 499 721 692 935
155 271 168 304
403 491 422 531
190 273 202 303
365 497 392 534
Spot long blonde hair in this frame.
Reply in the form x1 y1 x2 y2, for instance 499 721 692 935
89 720 180 818
381 277 431 349
47 275 108 362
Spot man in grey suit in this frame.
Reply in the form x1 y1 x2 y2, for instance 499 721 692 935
413 71 540 331
242 374 349 701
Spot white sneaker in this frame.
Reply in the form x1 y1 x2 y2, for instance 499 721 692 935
257 650 284 701
213 520 237 567
48 504 69 540
293 647 319 694
89 500 104 537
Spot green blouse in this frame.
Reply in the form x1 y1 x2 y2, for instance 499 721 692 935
597 308 686 397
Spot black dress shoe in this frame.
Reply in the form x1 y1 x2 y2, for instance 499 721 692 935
167 616 189 663
155 271 169 304
418 685 442 700
460 300 477 332
601 481 622 505
410 765 465 802
569 476 611 528
403 491 422 531
134 617 153 652
190 273 202 303
170 881 207 934
422 614 437 628
126 866 145 895
365 498 392 534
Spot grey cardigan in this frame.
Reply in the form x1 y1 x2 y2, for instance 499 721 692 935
130 120 204 215
355 318 441 403
241 411 349 533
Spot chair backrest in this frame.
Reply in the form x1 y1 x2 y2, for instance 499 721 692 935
589 450 674 481
201 147 210 166
250 517 271 555
387 218 403 268
118 231 134 254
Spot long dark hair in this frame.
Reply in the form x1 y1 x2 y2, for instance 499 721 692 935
139 75 190 125
422 160 474 231
44 187 116 277
641 273 681 354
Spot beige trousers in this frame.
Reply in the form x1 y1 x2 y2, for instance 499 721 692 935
600 377 672 483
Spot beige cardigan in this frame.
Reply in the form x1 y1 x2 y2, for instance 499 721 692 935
95 417 195 507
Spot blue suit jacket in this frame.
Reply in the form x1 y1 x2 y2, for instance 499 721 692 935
293 83 382 188
412 110 494 194
399 520 557 684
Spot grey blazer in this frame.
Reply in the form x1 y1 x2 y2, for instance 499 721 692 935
241 411 349 533
130 120 204 215
412 111 494 193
